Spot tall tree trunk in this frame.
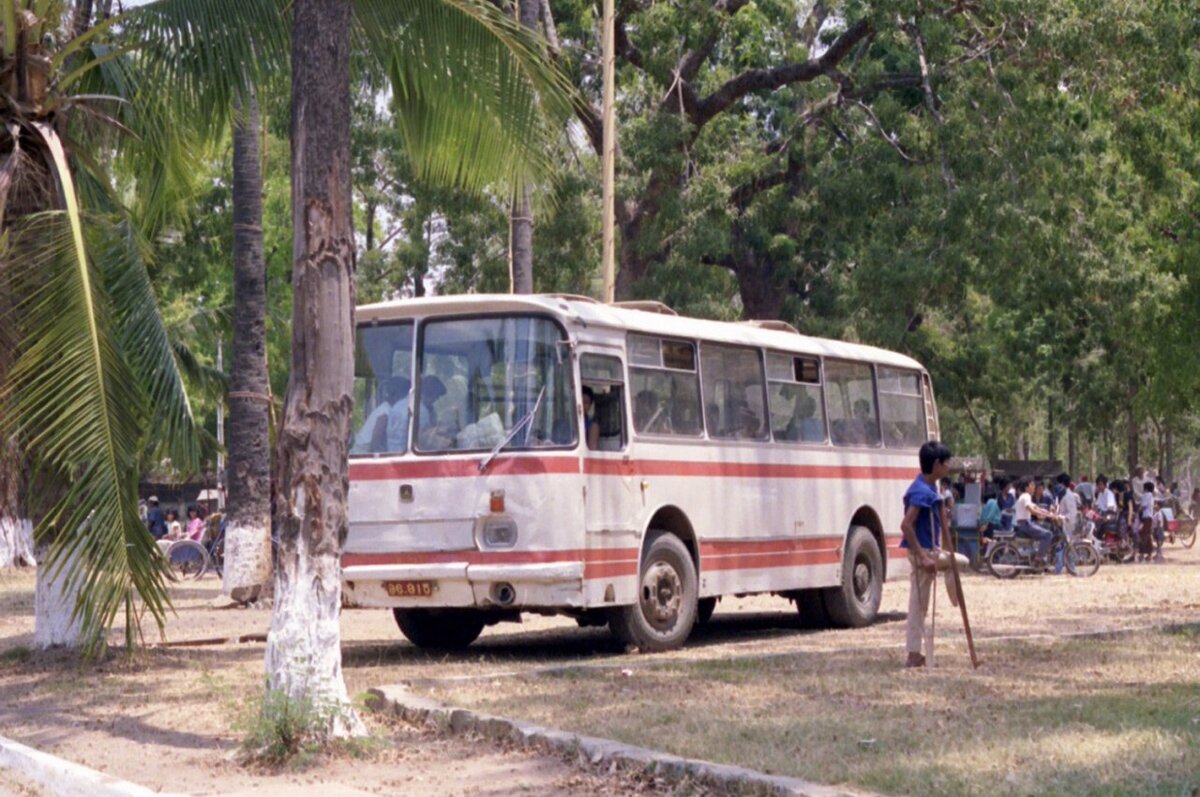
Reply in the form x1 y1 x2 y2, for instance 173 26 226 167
33 546 83 647
507 0 539 294
0 214 35 569
1067 427 1076 477
1126 405 1138 476
264 0 363 735
1047 398 1056 464
1164 427 1174 484
223 90 272 605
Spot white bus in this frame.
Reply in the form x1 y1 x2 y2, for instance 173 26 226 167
343 294 939 651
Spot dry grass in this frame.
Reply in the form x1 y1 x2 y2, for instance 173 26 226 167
4 546 1200 796
416 627 1200 796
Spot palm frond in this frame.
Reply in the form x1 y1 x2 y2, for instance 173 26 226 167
3 124 170 656
92 217 204 475
120 0 291 142
354 0 580 193
69 40 208 237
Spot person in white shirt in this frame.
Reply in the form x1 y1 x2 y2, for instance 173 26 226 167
1138 481 1155 562
350 376 411 454
1093 476 1117 514
1014 477 1056 563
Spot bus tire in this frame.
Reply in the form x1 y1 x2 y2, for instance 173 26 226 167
608 533 698 652
823 526 883 628
794 589 831 629
393 608 485 650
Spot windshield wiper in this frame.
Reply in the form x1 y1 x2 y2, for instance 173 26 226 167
479 386 546 473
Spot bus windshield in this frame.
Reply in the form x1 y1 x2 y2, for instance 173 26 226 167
415 315 575 452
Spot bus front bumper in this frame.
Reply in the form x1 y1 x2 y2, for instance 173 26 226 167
341 561 585 609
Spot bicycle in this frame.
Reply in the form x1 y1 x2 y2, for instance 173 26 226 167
165 538 209 581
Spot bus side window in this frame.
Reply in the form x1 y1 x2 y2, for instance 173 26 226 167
826 360 881 447
701 343 768 440
766 353 826 443
627 335 702 438
580 353 627 451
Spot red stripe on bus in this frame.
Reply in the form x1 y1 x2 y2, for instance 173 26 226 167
350 457 912 481
700 537 841 556
342 547 638 568
702 550 843 571
583 459 911 480
584 561 639 579
350 457 580 480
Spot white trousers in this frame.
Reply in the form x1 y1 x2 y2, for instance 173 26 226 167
906 551 935 655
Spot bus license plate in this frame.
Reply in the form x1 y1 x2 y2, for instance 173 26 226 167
384 580 436 598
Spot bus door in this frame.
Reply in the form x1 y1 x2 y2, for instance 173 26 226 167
578 350 641 602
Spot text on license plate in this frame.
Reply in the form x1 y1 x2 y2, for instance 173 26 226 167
384 580 437 598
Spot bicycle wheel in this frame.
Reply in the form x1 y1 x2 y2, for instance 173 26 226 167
167 540 209 581
987 541 1021 579
1071 542 1101 577
1179 520 1197 549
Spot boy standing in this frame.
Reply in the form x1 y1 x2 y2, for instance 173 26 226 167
900 440 953 669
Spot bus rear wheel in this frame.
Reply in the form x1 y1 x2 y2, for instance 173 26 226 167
823 526 883 628
393 608 485 650
608 533 698 652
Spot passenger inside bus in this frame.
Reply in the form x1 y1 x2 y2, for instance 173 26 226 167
350 376 411 454
779 391 824 443
634 389 672 434
581 386 601 449
416 375 456 449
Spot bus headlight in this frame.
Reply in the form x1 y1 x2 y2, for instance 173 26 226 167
479 517 518 548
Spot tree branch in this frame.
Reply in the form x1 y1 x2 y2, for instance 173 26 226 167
691 17 873 127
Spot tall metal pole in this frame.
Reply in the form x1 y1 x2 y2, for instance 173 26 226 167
600 0 616 303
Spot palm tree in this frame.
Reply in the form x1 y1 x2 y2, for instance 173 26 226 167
6 0 573 730
222 89 272 606
0 0 209 651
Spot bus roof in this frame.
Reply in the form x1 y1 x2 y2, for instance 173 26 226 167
357 294 926 371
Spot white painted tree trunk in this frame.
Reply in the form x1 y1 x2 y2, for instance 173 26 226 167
222 520 271 603
0 516 36 568
263 522 364 736
33 548 83 648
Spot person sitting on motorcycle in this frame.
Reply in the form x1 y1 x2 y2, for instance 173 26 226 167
1094 476 1117 515
1014 477 1056 565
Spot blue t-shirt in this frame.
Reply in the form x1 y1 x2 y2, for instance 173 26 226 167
979 498 1002 528
900 474 943 550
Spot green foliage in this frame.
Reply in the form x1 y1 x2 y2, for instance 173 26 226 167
237 688 381 770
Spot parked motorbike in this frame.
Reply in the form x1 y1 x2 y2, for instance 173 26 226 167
987 519 1101 578
1085 508 1136 563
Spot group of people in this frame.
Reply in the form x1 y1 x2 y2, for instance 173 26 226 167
963 468 1194 566
900 442 1194 669
142 496 212 552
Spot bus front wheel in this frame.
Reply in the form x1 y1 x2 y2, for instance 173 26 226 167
608 533 698 652
823 526 883 628
393 608 485 650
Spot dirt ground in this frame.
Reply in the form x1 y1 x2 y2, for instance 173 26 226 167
2 543 1199 796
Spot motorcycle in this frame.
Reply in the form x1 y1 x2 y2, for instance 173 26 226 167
987 517 1101 578
1084 508 1136 563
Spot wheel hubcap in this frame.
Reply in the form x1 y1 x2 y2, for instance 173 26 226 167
853 560 872 603
641 561 682 630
